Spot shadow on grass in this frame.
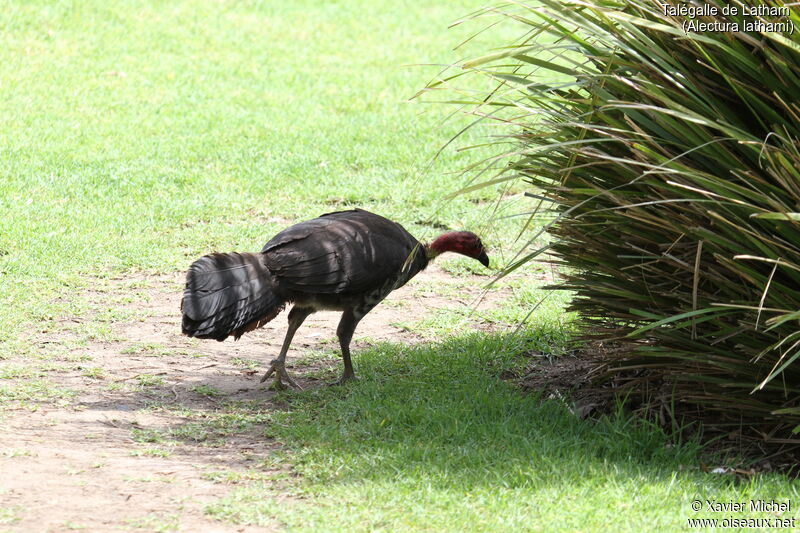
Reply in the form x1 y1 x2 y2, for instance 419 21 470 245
60 328 796 530
200 330 775 531
269 331 703 487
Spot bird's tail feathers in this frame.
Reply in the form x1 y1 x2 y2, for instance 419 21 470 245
181 252 284 340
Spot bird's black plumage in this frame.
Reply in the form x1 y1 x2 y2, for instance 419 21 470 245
262 209 427 298
181 252 284 341
182 209 427 341
181 208 486 387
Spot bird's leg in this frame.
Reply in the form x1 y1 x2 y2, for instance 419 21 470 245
260 306 312 390
332 308 365 385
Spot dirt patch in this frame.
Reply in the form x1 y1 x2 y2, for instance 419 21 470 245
0 265 509 532
514 346 611 420
514 344 800 471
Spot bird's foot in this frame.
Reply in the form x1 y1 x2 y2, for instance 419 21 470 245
260 358 302 390
329 372 357 387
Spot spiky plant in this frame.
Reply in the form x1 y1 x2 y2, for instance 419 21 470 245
432 0 800 446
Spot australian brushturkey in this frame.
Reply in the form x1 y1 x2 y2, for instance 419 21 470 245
181 209 489 388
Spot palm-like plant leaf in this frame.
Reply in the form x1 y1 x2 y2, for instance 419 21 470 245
434 0 800 442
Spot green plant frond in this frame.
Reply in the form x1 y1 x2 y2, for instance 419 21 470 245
438 0 800 437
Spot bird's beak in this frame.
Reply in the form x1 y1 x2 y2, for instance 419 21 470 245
477 250 490 267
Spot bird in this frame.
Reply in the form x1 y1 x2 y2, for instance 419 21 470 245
180 208 490 389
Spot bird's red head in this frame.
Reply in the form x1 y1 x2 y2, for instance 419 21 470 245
429 231 490 267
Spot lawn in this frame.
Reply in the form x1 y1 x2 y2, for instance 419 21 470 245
0 1 798 531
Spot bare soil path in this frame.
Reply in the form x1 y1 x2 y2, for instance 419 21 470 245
0 265 505 532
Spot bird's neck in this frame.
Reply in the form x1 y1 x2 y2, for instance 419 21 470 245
426 233 461 261
424 243 443 261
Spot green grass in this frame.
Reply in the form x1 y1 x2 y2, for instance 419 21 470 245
135 374 166 388
0 0 523 345
2 1 799 531
230 357 260 371
0 506 21 526
191 384 223 397
130 447 172 459
0 378 76 409
132 406 274 447
205 333 799 531
400 276 575 347
123 513 180 533
80 366 105 379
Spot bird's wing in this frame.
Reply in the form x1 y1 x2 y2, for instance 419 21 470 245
261 210 425 295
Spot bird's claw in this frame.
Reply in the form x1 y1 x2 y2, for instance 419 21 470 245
260 358 302 390
329 372 357 387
